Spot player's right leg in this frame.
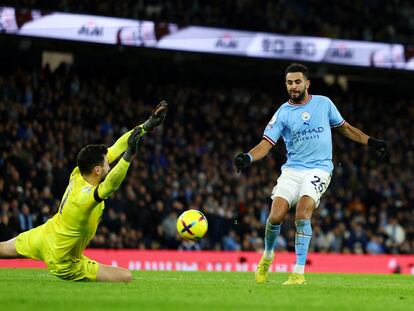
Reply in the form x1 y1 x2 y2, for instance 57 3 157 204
0 238 24 258
96 264 132 283
255 197 289 284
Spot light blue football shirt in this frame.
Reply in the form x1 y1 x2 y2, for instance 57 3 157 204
263 95 344 173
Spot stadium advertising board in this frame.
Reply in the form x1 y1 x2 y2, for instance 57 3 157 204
1 250 413 274
1 6 412 70
0 6 411 70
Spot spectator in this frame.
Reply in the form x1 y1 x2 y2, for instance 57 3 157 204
0 215 14 241
178 240 201 251
383 217 406 253
18 204 34 232
222 230 241 251
366 234 385 254
161 211 179 248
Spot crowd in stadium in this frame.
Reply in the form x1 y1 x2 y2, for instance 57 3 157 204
0 64 413 254
4 0 414 44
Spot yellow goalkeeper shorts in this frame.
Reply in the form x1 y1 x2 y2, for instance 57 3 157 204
15 226 99 281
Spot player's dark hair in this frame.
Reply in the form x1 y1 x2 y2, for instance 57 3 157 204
77 144 108 175
285 63 309 79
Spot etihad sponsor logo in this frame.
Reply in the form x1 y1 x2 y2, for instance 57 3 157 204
293 127 324 142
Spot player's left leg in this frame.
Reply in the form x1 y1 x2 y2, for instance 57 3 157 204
0 238 25 258
284 169 331 285
294 195 315 274
283 195 315 285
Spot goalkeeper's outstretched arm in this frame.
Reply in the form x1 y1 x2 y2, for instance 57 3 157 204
94 127 142 202
106 100 168 164
106 128 144 164
95 157 131 201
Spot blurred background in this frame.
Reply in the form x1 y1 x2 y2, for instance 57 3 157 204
0 1 413 257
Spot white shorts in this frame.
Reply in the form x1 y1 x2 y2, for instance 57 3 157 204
271 168 332 208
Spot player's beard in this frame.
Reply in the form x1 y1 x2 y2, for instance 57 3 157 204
99 170 109 182
289 88 307 103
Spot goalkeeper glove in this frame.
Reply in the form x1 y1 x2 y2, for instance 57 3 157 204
123 127 143 162
368 137 387 159
234 153 252 172
142 100 168 132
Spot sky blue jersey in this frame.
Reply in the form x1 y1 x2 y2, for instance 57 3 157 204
263 95 345 173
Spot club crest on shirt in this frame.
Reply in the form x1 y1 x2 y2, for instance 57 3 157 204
301 111 310 121
81 186 93 193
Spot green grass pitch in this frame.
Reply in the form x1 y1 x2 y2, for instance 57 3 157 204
0 269 413 311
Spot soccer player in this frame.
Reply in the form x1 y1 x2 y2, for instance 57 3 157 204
0 101 168 282
234 63 387 285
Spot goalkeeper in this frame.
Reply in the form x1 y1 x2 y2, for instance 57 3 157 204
0 101 168 282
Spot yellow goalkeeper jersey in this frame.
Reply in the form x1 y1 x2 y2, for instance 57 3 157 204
42 167 105 261
38 129 134 261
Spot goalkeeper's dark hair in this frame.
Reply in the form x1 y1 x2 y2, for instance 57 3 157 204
285 63 309 79
77 144 108 175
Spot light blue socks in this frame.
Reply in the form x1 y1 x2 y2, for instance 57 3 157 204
294 219 312 274
264 219 281 259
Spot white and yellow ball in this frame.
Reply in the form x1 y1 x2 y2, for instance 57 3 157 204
176 210 208 241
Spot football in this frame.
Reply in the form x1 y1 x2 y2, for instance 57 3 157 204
176 210 208 240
